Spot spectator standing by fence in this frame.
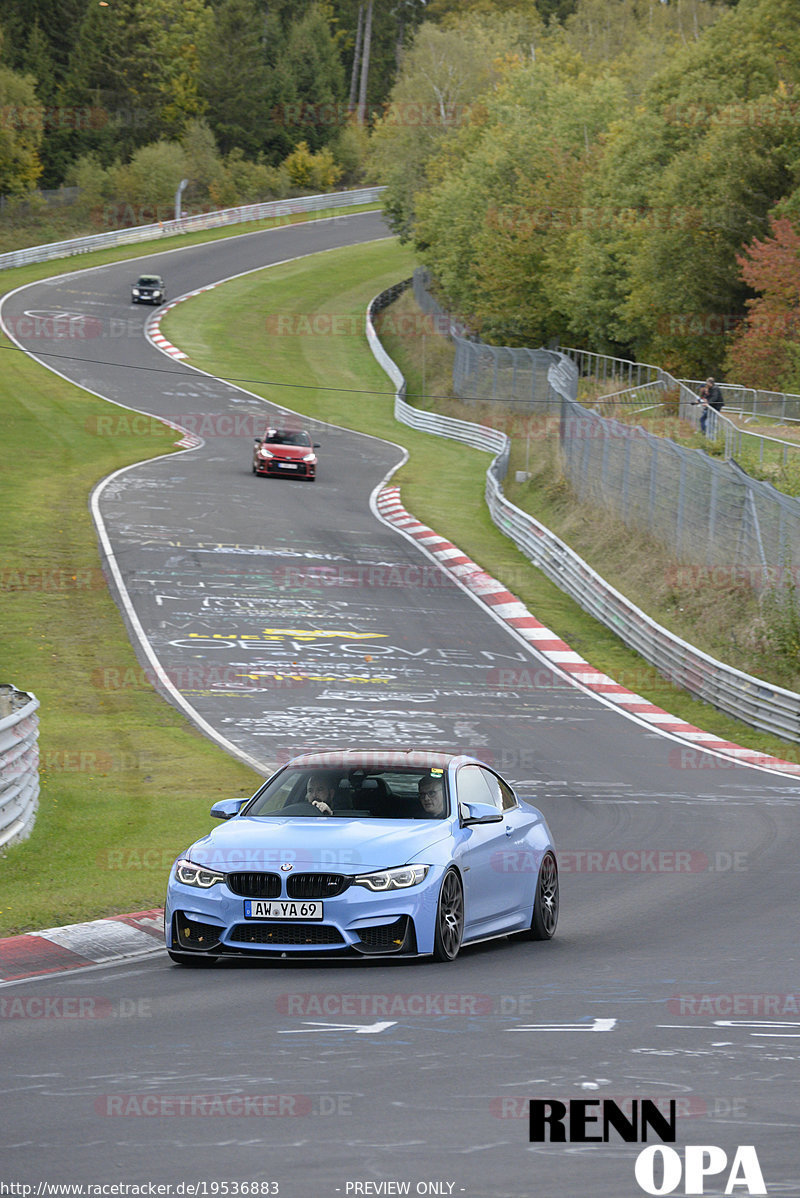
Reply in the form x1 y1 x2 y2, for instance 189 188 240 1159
699 376 724 434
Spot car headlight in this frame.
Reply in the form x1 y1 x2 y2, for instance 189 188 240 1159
258 447 273 459
175 858 225 888
353 865 429 891
302 452 317 463
132 288 139 295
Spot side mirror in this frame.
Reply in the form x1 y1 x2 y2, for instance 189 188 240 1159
460 800 503 825
210 798 249 820
313 443 321 448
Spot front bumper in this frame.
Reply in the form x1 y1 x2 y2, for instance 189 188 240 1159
254 458 315 478
165 866 444 958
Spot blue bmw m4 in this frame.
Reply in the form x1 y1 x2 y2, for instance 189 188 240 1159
164 749 558 964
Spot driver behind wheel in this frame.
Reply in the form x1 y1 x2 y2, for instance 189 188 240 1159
305 773 338 815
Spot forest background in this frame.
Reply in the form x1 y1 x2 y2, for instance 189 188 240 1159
2 0 800 387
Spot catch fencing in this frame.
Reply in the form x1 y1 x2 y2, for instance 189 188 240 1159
557 350 800 597
369 281 800 744
0 186 386 272
410 272 800 605
0 685 40 850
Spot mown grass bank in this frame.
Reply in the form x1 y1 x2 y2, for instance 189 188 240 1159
0 206 379 937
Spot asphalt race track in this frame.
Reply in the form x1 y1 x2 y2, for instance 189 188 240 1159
2 212 800 1197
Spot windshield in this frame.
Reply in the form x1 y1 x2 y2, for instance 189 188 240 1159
245 767 449 820
138 276 160 286
262 429 312 446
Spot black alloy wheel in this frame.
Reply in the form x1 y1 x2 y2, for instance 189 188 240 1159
432 868 464 962
529 851 559 940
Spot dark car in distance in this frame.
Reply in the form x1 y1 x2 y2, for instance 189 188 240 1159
252 427 319 480
131 274 166 305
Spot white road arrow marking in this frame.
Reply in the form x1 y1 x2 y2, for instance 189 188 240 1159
277 1020 396 1035
506 1017 617 1033
715 1020 800 1037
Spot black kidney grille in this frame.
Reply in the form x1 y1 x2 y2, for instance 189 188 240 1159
227 872 282 897
230 923 344 946
286 873 349 899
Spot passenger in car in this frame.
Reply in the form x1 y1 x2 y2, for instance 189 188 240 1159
417 776 446 817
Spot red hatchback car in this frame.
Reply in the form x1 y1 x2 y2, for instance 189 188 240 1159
252 427 319 481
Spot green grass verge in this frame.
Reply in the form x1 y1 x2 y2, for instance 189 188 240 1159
164 256 800 767
0 205 380 938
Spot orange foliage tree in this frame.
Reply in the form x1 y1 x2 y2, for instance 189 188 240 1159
724 217 800 391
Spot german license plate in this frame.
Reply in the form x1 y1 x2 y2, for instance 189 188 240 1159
244 899 322 920
277 462 298 469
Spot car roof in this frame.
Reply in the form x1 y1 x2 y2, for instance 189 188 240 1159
286 749 479 771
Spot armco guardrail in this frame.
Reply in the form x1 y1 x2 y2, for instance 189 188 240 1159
0 685 40 850
0 186 386 272
367 281 509 473
367 285 800 745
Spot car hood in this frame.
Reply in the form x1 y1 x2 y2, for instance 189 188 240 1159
260 443 311 459
184 817 451 873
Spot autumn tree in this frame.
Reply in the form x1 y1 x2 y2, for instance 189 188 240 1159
724 217 800 389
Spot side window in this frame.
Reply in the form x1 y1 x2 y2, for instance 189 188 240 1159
483 770 518 812
495 771 522 809
456 765 495 810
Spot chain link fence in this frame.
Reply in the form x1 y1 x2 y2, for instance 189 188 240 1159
412 268 800 602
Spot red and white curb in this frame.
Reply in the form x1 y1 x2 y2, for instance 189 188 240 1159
147 285 220 360
376 486 800 778
0 909 164 983
147 293 223 445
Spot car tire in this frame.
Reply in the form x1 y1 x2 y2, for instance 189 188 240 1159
432 868 463 962
167 949 218 967
529 851 559 940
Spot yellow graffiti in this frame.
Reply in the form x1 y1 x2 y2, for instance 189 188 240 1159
188 629 387 643
261 629 387 642
243 673 395 684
